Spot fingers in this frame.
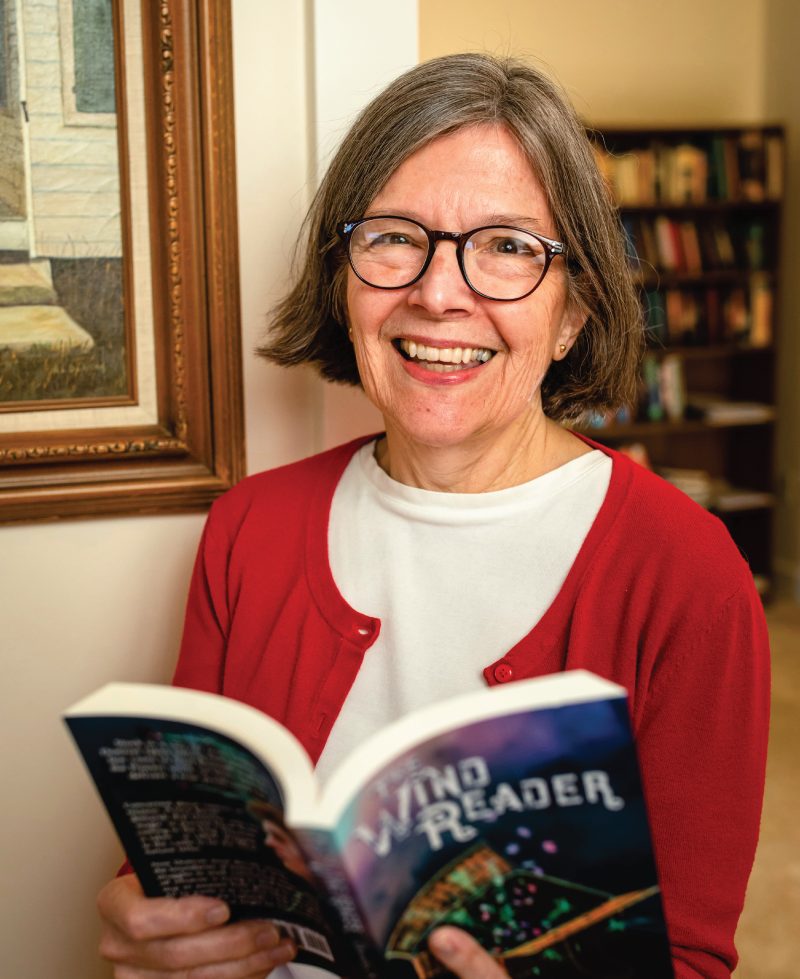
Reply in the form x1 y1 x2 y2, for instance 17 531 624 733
98 875 232 941
97 875 295 977
110 932 293 979
101 918 293 973
428 926 508 979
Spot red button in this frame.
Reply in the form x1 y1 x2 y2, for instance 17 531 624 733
493 663 514 683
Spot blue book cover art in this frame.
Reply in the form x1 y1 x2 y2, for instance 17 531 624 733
66 716 350 975
332 697 673 978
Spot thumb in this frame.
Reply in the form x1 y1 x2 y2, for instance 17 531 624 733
428 926 508 979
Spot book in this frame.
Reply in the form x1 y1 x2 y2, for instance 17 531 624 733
710 480 775 513
748 273 773 347
658 354 687 422
669 143 708 203
765 133 784 198
642 353 665 422
64 671 674 979
654 215 680 271
685 394 775 425
737 131 767 202
678 221 703 274
657 467 714 508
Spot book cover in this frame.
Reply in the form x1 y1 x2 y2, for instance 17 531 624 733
737 131 767 202
765 134 784 199
748 273 773 348
65 671 674 978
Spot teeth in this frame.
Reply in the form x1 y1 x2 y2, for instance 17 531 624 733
398 340 494 365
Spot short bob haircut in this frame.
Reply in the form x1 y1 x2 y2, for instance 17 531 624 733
258 52 643 422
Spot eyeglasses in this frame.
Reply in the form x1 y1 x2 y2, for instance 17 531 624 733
337 216 565 302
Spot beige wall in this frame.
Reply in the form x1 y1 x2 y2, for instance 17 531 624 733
420 0 766 124
421 0 800 597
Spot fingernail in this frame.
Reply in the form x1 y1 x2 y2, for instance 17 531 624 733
271 940 296 964
430 929 457 958
256 924 279 948
205 903 229 925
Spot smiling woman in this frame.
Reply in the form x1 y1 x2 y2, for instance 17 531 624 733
97 53 770 979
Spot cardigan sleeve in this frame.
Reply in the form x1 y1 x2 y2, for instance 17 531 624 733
634 579 770 978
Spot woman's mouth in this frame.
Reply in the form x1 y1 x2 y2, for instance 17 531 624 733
393 338 495 373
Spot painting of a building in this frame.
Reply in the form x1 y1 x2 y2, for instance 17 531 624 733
0 0 127 405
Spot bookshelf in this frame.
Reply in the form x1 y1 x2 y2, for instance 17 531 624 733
582 125 783 595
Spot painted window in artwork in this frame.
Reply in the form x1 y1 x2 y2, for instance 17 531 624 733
72 0 115 114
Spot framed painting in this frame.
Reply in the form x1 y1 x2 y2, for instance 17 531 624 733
0 0 245 521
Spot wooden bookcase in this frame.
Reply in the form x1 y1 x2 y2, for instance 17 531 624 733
580 125 784 595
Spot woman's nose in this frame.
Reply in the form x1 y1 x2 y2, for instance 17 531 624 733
407 241 475 316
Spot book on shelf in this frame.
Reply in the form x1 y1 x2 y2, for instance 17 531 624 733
593 128 782 206
737 130 767 202
710 481 776 513
632 215 746 276
668 143 708 204
685 394 775 425
678 221 703 274
642 354 665 422
64 672 674 979
765 133 784 198
749 273 773 347
656 467 714 508
722 288 749 342
655 472 775 513
658 354 687 422
642 279 772 348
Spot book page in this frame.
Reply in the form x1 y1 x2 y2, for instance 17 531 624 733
66 712 351 977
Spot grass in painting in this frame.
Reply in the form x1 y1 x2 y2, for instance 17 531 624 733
0 342 126 402
0 256 128 405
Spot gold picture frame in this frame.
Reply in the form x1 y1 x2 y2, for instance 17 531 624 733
0 0 244 522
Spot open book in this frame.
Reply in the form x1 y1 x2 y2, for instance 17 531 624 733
64 670 673 978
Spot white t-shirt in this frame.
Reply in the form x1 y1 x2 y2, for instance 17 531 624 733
314 442 611 781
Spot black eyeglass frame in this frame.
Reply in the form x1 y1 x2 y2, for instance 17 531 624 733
336 216 566 302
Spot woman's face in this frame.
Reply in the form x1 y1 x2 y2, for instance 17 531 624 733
345 123 583 454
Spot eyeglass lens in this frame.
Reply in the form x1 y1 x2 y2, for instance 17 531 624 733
347 217 551 300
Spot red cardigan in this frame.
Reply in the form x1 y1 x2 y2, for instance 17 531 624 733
173 435 770 978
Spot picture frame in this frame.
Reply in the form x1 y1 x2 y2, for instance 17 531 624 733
0 0 245 522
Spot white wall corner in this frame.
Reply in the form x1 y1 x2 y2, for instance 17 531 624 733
309 0 419 451
310 0 419 180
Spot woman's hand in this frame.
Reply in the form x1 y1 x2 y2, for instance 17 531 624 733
97 874 295 978
428 927 508 979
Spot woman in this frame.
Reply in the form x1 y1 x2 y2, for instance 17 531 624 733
96 53 769 979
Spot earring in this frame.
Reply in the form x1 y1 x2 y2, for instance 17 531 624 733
559 343 567 353
348 327 353 342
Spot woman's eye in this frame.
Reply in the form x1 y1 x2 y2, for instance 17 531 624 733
365 232 412 248
492 237 532 255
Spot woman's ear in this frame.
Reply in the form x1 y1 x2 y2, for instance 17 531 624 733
552 302 587 361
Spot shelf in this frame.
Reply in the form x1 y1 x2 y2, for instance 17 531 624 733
644 343 773 360
712 490 776 513
619 200 780 214
576 414 775 438
636 269 775 287
589 122 782 588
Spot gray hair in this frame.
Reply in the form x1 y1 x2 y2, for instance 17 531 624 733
258 52 642 421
